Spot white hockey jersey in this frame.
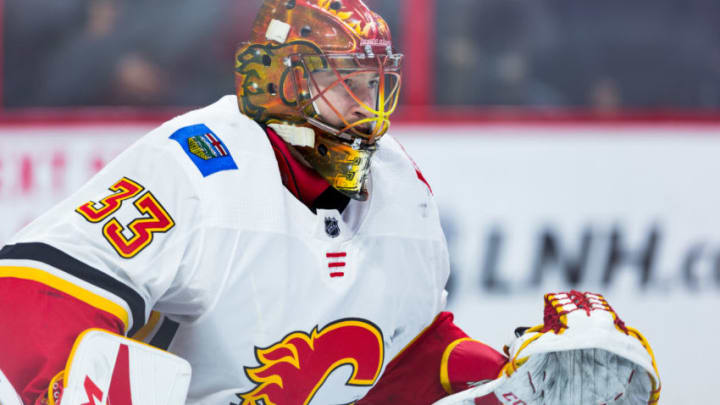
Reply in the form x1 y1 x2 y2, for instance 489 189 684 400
0 95 450 404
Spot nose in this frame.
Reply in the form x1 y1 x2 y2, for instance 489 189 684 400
350 87 376 120
351 105 373 121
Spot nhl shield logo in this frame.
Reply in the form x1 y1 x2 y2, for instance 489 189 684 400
325 217 340 238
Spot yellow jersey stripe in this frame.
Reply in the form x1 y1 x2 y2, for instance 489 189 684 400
0 266 129 332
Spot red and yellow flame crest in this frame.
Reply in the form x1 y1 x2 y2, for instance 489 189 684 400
313 0 385 38
238 319 384 405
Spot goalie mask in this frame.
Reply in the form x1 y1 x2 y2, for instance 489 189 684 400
235 0 403 200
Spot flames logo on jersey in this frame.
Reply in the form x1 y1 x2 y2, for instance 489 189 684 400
236 319 384 405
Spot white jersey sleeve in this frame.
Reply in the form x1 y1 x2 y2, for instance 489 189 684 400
0 100 243 336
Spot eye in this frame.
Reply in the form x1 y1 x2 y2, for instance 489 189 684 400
368 79 379 89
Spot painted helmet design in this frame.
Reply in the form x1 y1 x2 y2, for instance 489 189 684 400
235 0 403 200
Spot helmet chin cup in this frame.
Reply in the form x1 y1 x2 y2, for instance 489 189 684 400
268 123 374 201
296 131 376 201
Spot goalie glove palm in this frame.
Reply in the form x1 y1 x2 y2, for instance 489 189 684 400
500 347 654 404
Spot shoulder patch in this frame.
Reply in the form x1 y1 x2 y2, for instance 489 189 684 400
169 124 238 177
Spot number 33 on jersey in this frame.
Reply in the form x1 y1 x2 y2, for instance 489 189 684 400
75 177 175 258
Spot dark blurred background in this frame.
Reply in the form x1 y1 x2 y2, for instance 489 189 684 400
2 0 720 112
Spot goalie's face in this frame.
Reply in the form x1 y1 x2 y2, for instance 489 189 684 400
290 52 403 146
311 71 380 136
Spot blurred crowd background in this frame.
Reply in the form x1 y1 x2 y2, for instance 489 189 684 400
4 0 720 111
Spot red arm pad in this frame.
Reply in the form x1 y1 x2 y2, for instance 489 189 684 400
0 278 125 404
441 339 507 405
358 312 507 405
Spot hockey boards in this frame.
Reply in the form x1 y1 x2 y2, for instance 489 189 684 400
59 329 191 405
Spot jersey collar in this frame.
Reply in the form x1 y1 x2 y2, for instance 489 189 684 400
265 126 332 209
